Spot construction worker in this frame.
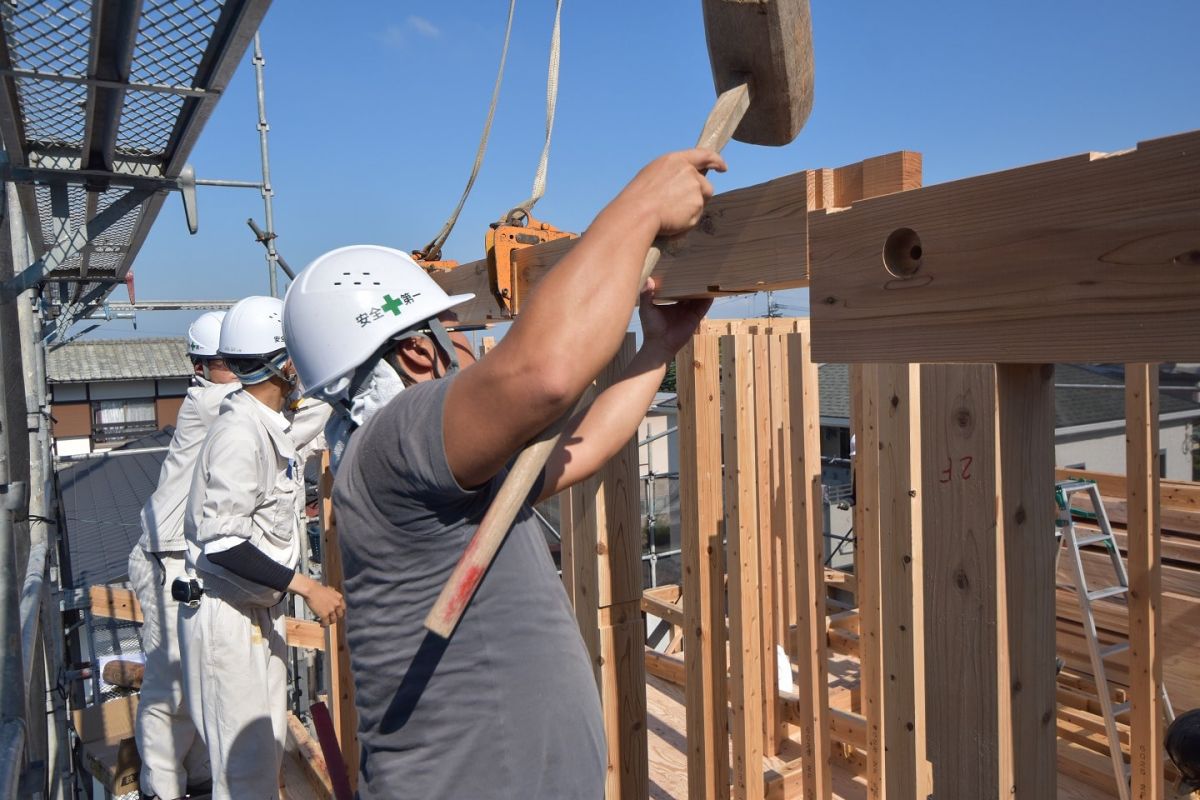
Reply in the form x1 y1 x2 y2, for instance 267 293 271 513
177 296 343 800
283 148 723 798
127 311 237 799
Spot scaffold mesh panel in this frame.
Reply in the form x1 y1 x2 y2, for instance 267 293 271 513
130 0 227 86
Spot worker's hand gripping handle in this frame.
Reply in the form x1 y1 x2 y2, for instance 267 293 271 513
424 84 752 640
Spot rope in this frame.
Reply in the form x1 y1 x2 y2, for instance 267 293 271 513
417 0 518 262
505 0 563 222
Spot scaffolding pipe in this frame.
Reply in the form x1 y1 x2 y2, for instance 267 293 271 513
251 33 282 297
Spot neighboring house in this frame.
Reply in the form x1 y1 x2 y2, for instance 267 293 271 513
47 338 193 456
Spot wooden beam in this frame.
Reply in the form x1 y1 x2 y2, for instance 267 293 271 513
1125 363 1165 800
811 130 1200 363
640 591 685 629
677 331 731 799
921 364 1004 798
90 584 326 652
783 326 835 800
1053 466 1200 514
721 333 765 800
433 152 920 326
319 454 358 792
996 365 1058 799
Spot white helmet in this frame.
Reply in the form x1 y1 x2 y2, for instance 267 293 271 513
219 296 288 384
186 311 226 358
283 245 473 398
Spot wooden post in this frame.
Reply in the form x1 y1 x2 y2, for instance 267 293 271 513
1126 363 1164 800
852 364 884 798
753 334 784 756
722 333 765 800
677 331 731 799
567 334 648 800
996 364 1057 799
921 364 1002 799
875 363 931 800
784 329 832 800
319 454 358 792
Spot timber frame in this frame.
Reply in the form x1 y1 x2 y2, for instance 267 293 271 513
314 130 1200 799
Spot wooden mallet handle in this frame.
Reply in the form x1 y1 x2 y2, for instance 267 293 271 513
425 84 751 639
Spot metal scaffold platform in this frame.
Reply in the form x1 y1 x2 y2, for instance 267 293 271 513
0 0 270 337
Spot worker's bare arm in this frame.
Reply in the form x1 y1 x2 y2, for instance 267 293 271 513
538 281 712 501
444 150 725 489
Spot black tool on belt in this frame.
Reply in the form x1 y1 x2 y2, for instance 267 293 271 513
171 577 204 607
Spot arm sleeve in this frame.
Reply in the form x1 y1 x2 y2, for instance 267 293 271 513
206 541 295 592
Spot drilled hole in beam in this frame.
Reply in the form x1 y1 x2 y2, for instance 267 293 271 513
883 227 924 278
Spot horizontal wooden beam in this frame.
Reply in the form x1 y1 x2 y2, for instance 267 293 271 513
90 584 326 651
810 130 1200 363
432 152 920 326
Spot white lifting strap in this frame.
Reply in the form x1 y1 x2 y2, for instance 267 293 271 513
507 0 563 221
418 0 518 262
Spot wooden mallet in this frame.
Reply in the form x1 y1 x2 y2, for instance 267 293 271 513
426 0 816 639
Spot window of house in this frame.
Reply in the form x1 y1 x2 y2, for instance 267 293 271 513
92 399 157 443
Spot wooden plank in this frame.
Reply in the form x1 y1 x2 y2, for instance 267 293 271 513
599 617 649 800
319 455 358 792
852 364 884 799
921 364 1004 799
996 364 1058 799
874 363 931 800
641 592 686 629
811 130 1200 363
90 584 326 652
560 485 576 608
722 333 765 800
89 585 142 623
753 334 782 756
646 648 686 686
784 330 833 800
1125 364 1164 800
676 332 731 799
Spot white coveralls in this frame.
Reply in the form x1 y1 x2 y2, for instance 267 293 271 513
179 389 311 800
128 376 238 798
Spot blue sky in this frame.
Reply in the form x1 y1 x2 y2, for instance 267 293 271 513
108 0 1199 340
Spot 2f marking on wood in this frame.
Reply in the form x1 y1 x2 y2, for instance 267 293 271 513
939 455 974 484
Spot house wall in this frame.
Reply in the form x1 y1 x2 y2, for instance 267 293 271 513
1056 420 1195 481
155 397 184 429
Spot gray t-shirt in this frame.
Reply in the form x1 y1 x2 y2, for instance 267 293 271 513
333 377 605 799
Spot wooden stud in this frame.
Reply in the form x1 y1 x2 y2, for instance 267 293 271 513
996 364 1058 799
875 363 932 800
319 455 359 792
1125 363 1165 800
921 364 1002 799
753 333 783 756
785 329 832 800
811 131 1200 364
721 333 765 800
677 332 731 799
852 364 885 798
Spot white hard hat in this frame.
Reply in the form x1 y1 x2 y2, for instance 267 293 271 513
219 295 286 358
283 245 473 399
186 311 226 358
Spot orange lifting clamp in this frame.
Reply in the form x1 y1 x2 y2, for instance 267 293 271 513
485 211 577 316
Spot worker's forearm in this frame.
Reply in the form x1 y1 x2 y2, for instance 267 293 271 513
498 193 661 399
540 343 671 501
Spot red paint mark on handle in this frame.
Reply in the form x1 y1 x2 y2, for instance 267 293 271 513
447 564 485 619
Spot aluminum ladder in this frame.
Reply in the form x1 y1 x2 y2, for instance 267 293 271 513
1055 478 1176 800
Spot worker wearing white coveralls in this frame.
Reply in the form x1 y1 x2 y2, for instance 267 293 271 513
128 311 237 799
178 296 343 800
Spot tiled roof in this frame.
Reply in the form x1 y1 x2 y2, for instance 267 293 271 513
816 364 1200 428
48 337 192 383
58 429 172 588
